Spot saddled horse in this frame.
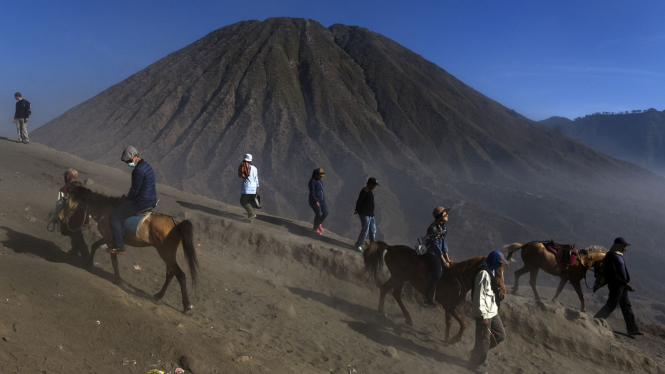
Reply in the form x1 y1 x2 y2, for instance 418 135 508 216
363 241 506 344
60 186 199 313
505 242 606 312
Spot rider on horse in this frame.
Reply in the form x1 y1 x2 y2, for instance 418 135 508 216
422 206 452 307
108 146 157 255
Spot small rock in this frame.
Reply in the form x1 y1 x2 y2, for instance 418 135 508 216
177 323 185 328
287 305 296 318
386 346 398 359
57 345 63 350
234 355 251 363
24 206 30 212
2 337 9 342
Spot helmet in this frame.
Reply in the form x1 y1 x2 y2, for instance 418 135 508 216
121 146 139 162
432 206 450 219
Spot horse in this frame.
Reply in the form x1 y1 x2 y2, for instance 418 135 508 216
59 186 199 313
504 242 606 312
363 241 506 344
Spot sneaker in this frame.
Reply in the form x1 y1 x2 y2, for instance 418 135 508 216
628 330 645 336
423 299 437 308
106 247 126 255
247 214 257 223
318 224 324 233
354 246 364 253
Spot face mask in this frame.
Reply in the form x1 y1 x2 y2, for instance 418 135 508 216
128 162 136 168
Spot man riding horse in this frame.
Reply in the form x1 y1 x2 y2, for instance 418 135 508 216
108 146 157 255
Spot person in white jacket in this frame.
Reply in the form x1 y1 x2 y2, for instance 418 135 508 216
468 250 508 371
239 154 259 222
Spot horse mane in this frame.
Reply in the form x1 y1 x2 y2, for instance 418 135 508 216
71 186 126 210
447 256 486 277
583 245 608 253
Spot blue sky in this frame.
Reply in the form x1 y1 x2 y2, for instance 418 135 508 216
1 0 664 137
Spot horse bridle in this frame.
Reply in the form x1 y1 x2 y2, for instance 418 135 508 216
62 195 89 232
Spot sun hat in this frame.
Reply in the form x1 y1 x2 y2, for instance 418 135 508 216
432 206 450 219
244 154 252 162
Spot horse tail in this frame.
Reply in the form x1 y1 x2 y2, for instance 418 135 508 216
177 220 199 287
503 243 524 261
363 241 390 281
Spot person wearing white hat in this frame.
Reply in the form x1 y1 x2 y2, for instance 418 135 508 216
238 154 259 222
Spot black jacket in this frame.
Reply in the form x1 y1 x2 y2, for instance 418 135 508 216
355 189 374 217
15 99 31 119
604 251 630 287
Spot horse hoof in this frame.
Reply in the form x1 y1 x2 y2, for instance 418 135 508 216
183 304 194 314
153 294 164 303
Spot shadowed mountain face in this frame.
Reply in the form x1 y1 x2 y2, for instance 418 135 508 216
33 18 665 298
541 110 665 176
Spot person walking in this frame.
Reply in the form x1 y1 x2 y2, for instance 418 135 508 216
422 206 452 307
238 154 259 222
12 92 31 144
308 168 328 234
108 146 157 254
594 237 643 336
53 169 89 259
353 177 379 253
467 250 509 371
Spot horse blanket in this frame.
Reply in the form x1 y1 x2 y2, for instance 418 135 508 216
123 214 150 236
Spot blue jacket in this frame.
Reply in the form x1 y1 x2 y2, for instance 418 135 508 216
426 224 448 256
127 160 157 207
241 165 259 194
309 178 324 204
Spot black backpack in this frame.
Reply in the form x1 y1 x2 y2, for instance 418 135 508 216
23 100 32 117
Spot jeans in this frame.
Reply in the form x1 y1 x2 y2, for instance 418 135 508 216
354 215 376 248
15 118 28 143
109 200 148 249
469 315 506 367
240 194 255 217
594 285 638 332
309 200 329 228
422 251 442 300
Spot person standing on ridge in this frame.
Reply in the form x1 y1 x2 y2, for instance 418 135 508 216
353 177 379 253
13 92 31 144
53 169 89 259
308 168 328 234
467 250 508 371
422 206 452 307
238 154 259 222
594 237 643 336
108 146 157 254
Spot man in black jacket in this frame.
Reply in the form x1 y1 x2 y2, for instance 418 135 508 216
353 177 379 253
594 237 643 336
13 92 31 144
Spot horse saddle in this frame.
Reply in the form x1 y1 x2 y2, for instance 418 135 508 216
123 213 151 236
543 239 578 266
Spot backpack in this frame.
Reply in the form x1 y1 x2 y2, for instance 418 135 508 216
25 100 32 117
414 237 428 255
238 161 250 178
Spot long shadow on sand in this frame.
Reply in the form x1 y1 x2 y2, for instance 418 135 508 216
0 226 152 302
287 287 465 367
177 201 351 248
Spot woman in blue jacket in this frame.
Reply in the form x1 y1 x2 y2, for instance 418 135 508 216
308 168 328 234
422 206 451 307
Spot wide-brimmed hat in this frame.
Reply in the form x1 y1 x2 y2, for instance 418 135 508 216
244 154 252 162
121 146 139 162
432 206 450 219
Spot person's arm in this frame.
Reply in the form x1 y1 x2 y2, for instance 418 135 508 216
477 272 492 321
252 167 259 190
355 189 367 214
126 168 145 200
308 179 317 203
53 191 64 221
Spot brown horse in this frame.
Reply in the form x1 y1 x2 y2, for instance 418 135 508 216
363 241 506 344
60 186 199 313
505 242 606 312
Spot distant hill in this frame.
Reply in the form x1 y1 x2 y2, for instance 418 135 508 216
33 18 665 299
541 109 665 175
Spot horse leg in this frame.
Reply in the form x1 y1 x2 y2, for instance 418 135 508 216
444 310 453 342
391 281 412 326
552 277 568 302
378 277 395 315
446 308 467 344
512 265 529 294
110 253 122 285
171 262 193 314
85 238 105 271
571 281 586 312
153 268 174 303
529 268 541 301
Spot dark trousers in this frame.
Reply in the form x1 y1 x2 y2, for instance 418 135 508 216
594 285 638 332
240 194 256 217
469 314 506 367
422 252 442 300
109 200 146 249
309 200 329 228
69 230 89 258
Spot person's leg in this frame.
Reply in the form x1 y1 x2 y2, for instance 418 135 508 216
368 216 376 243
70 230 89 259
21 120 29 143
310 201 322 229
319 200 329 226
488 314 505 349
16 118 24 142
240 194 255 218
618 288 639 333
424 252 442 301
354 215 370 248
468 318 491 367
594 285 622 319
109 201 140 250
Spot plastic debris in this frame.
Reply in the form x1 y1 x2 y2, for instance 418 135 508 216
175 368 185 374
197 244 201 247
122 359 137 365
147 360 162 367
96 321 101 325
134 265 142 270
147 370 165 374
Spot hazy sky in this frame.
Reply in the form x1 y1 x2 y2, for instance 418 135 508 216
1 0 664 137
